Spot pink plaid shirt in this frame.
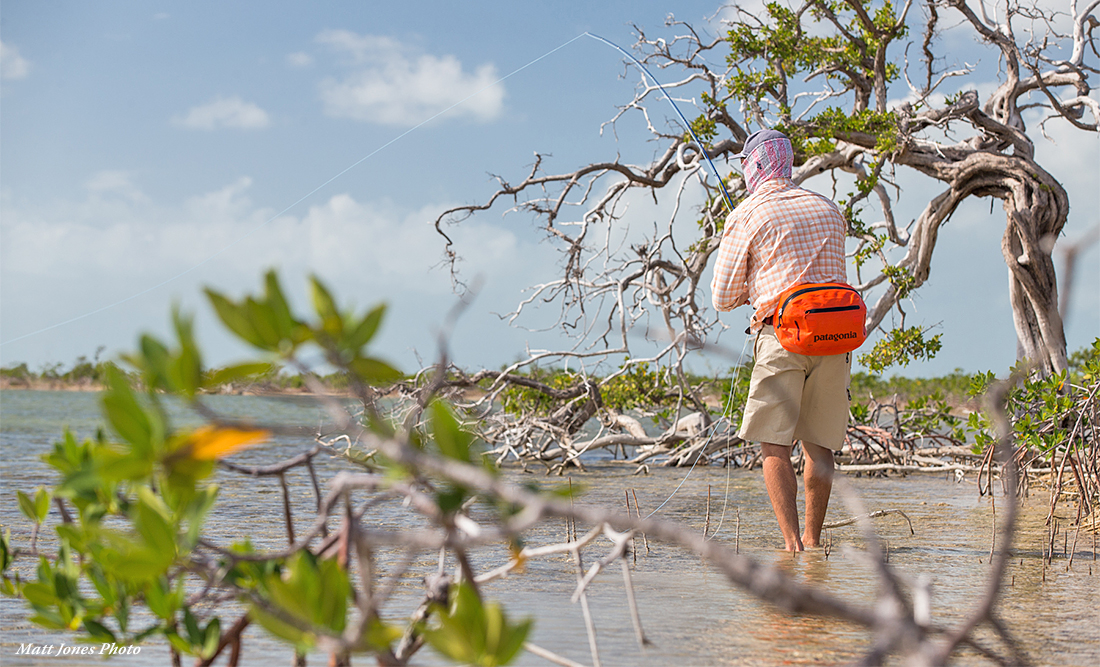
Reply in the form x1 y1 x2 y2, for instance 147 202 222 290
710 178 847 330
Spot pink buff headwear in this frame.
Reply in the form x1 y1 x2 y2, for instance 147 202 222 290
735 129 794 194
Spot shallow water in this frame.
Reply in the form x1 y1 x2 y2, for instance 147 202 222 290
1 390 1097 666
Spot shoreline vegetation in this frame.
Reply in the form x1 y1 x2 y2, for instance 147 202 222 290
2 344 1095 406
0 358 348 397
0 358 991 411
5 344 1096 497
3 344 1096 478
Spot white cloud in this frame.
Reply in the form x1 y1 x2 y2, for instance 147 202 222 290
0 172 558 371
172 96 271 130
1 41 30 80
85 170 148 202
300 194 520 288
0 176 520 293
287 51 313 68
315 30 504 126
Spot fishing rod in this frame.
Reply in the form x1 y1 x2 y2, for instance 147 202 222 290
585 32 736 212
583 33 747 524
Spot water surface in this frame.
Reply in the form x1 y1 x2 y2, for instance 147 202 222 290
2 390 1097 666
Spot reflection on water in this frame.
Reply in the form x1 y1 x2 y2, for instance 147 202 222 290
2 390 1098 666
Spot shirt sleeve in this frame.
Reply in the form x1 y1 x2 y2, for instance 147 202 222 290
710 212 752 312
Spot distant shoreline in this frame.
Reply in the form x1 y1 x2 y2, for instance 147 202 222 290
0 377 105 392
0 377 340 397
0 377 490 401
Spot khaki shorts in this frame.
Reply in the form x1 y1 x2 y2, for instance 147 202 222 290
738 325 852 451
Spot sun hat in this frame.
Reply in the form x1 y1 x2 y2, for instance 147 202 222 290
732 128 790 160
736 129 794 194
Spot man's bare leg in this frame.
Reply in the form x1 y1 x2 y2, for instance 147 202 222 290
761 442 803 551
801 441 835 548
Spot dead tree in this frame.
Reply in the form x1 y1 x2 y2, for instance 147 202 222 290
433 0 1097 402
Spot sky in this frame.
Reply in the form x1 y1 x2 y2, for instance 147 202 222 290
1 0 1097 381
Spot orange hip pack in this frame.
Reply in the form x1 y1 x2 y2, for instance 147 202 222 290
772 282 867 356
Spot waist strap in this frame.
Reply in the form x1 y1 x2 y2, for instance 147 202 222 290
746 316 775 334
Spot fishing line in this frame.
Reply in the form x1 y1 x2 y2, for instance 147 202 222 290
584 32 735 212
642 331 752 521
0 33 588 349
707 430 737 538
570 30 745 523
708 332 755 536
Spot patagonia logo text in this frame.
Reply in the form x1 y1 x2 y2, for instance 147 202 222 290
813 331 859 343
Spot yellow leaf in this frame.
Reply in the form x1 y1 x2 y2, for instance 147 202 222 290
186 425 269 460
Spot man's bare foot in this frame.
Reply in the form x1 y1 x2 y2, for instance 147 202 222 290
782 538 805 552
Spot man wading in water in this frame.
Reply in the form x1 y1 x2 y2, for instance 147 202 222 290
711 129 851 552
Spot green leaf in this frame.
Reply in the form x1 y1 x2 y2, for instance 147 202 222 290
138 334 172 390
100 544 172 582
202 616 221 658
489 604 532 665
257 551 350 639
132 488 177 558
146 576 185 621
1 528 12 572
17 491 38 524
857 326 942 373
347 304 386 350
183 607 202 645
29 610 68 630
182 486 219 550
84 618 117 643
248 603 309 648
101 365 155 454
315 558 350 631
167 631 194 655
431 401 471 463
52 570 78 605
245 297 282 350
436 486 468 515
421 582 532 666
309 276 342 336
55 524 88 553
169 309 203 398
21 581 59 608
349 357 402 385
89 569 115 605
33 487 50 523
144 579 172 619
364 617 404 651
97 452 154 484
264 270 298 342
205 289 264 348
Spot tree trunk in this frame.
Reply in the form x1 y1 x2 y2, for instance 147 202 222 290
897 145 1070 376
1001 196 1069 375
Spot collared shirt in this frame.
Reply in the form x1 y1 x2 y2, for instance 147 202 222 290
710 178 847 330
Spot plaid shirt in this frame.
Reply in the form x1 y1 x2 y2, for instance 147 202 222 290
710 178 847 330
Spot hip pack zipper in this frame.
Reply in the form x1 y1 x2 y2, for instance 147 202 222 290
777 284 859 321
805 305 861 314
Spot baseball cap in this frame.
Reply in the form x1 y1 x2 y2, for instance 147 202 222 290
732 129 790 159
